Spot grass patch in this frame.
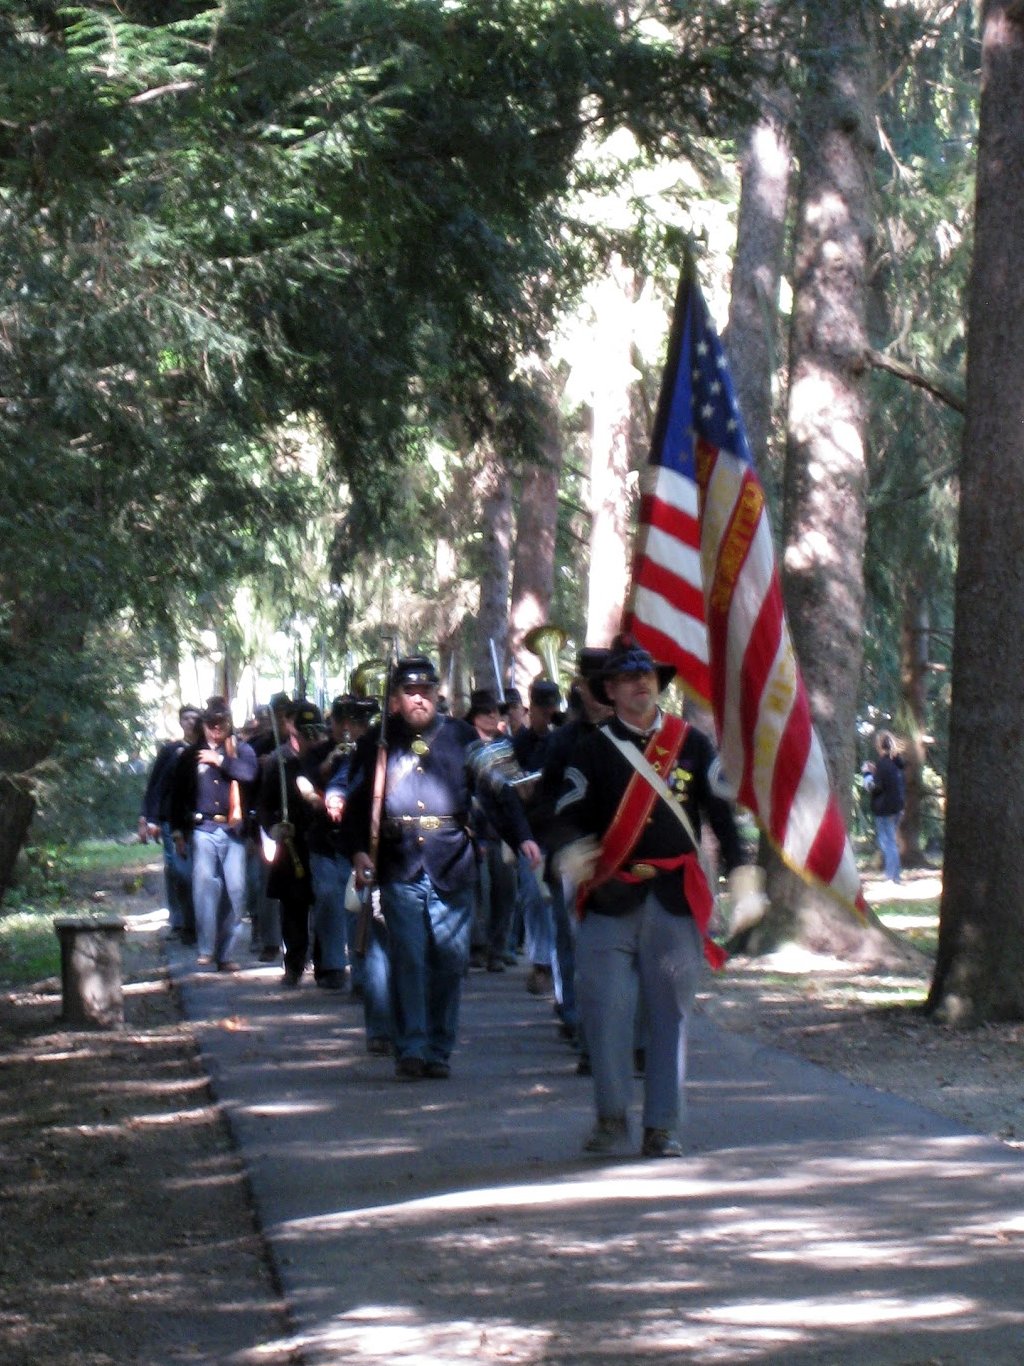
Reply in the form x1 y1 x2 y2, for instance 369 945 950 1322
0 909 63 986
875 898 940 957
50 838 154 878
0 836 153 989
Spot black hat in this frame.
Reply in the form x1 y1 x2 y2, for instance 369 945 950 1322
529 678 561 707
466 688 501 722
331 694 380 722
269 691 292 712
577 647 612 679
499 687 523 714
202 699 232 728
391 655 440 689
591 634 676 706
292 701 326 737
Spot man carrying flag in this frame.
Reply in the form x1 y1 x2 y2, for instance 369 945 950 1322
623 265 866 919
551 634 759 1159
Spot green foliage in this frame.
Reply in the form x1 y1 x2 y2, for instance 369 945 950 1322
0 0 782 896
859 0 975 792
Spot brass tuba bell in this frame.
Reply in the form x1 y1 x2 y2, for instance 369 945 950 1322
350 658 390 702
523 624 568 686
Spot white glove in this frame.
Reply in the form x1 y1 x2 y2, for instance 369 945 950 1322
726 865 769 937
553 835 601 886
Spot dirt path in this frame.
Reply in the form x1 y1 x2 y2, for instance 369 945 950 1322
2 861 1022 1363
0 865 294 1366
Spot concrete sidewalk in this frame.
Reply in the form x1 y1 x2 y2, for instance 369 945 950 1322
168 948 1024 1365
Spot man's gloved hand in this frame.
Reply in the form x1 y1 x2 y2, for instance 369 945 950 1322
553 835 601 886
727 865 769 937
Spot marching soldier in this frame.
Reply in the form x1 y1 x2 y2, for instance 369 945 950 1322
170 699 258 972
344 656 540 1081
550 636 748 1159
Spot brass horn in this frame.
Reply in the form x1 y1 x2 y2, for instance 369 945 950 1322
523 624 568 685
350 658 390 701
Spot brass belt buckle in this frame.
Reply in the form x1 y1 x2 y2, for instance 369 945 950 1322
630 862 657 880
420 815 441 831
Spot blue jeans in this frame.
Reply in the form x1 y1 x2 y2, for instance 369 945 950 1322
310 852 350 973
380 874 473 1064
362 915 394 1044
576 897 703 1132
875 814 902 882
192 826 248 964
247 843 280 952
161 822 194 936
475 840 516 959
518 852 553 967
549 876 578 1029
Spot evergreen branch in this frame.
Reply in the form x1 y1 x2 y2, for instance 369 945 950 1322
128 81 198 105
866 348 965 414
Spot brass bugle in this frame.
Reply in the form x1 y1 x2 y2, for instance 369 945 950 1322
523 623 567 685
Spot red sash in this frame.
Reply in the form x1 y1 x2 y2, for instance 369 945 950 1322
576 713 726 970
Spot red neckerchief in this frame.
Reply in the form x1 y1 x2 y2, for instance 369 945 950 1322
576 712 725 970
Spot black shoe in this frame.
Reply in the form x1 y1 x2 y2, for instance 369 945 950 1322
423 1060 451 1080
281 967 302 988
366 1037 393 1057
316 969 346 990
217 960 241 973
641 1127 683 1159
395 1056 425 1081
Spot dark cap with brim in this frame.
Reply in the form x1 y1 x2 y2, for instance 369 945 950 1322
590 634 676 706
466 688 501 722
499 688 523 714
292 701 326 737
391 656 440 689
202 701 233 728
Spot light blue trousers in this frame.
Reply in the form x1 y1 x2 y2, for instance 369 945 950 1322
576 896 703 1132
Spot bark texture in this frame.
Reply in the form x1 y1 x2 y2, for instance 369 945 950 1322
759 0 882 955
473 442 513 690
724 98 792 482
509 381 562 690
585 256 637 647
928 0 1024 1023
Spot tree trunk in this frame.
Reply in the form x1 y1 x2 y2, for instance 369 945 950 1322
473 441 514 690
928 0 1024 1024
509 383 562 689
724 97 792 486
585 255 637 647
0 775 37 908
755 0 886 958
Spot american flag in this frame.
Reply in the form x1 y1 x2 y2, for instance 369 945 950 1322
623 269 866 917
